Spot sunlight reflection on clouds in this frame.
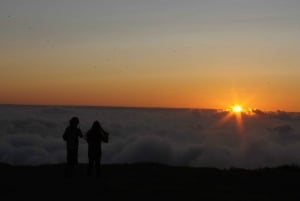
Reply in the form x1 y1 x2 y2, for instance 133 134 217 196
0 105 299 169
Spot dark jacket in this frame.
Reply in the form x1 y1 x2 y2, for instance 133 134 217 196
63 126 83 149
86 127 108 157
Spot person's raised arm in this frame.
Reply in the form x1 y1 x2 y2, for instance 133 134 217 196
63 127 68 141
78 127 83 138
102 129 109 143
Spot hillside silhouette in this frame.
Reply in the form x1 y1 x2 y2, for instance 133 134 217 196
1 163 300 200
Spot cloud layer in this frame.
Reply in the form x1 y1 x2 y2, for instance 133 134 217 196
0 105 300 169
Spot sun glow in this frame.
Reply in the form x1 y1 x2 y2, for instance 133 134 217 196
232 105 243 113
217 101 257 135
217 104 246 135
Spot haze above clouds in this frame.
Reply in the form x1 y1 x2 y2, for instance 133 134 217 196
0 105 300 169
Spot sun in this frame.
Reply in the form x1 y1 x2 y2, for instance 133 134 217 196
232 105 243 113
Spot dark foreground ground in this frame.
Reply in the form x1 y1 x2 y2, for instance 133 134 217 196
1 163 300 201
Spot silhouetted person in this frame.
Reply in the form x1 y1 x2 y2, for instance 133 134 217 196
63 117 83 177
86 121 109 177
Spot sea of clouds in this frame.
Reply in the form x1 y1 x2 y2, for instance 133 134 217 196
0 105 300 169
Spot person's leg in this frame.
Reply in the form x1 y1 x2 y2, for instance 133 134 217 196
66 148 76 177
88 154 93 176
96 155 101 178
65 149 71 177
74 147 78 164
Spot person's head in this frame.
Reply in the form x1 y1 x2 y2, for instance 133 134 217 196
69 117 79 127
91 121 101 130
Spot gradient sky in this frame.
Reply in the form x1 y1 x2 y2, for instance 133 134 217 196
1 0 300 111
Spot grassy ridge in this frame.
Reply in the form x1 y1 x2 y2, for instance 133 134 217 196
1 163 300 200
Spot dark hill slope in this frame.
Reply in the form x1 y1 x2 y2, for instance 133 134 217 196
1 163 300 200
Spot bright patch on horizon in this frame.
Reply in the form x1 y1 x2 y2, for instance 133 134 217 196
217 104 246 135
232 105 243 113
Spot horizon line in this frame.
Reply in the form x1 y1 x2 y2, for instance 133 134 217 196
0 103 217 111
0 103 298 113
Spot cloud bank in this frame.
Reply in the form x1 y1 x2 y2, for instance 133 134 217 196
0 105 300 169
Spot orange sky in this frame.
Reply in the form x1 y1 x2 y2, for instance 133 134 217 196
1 1 300 111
